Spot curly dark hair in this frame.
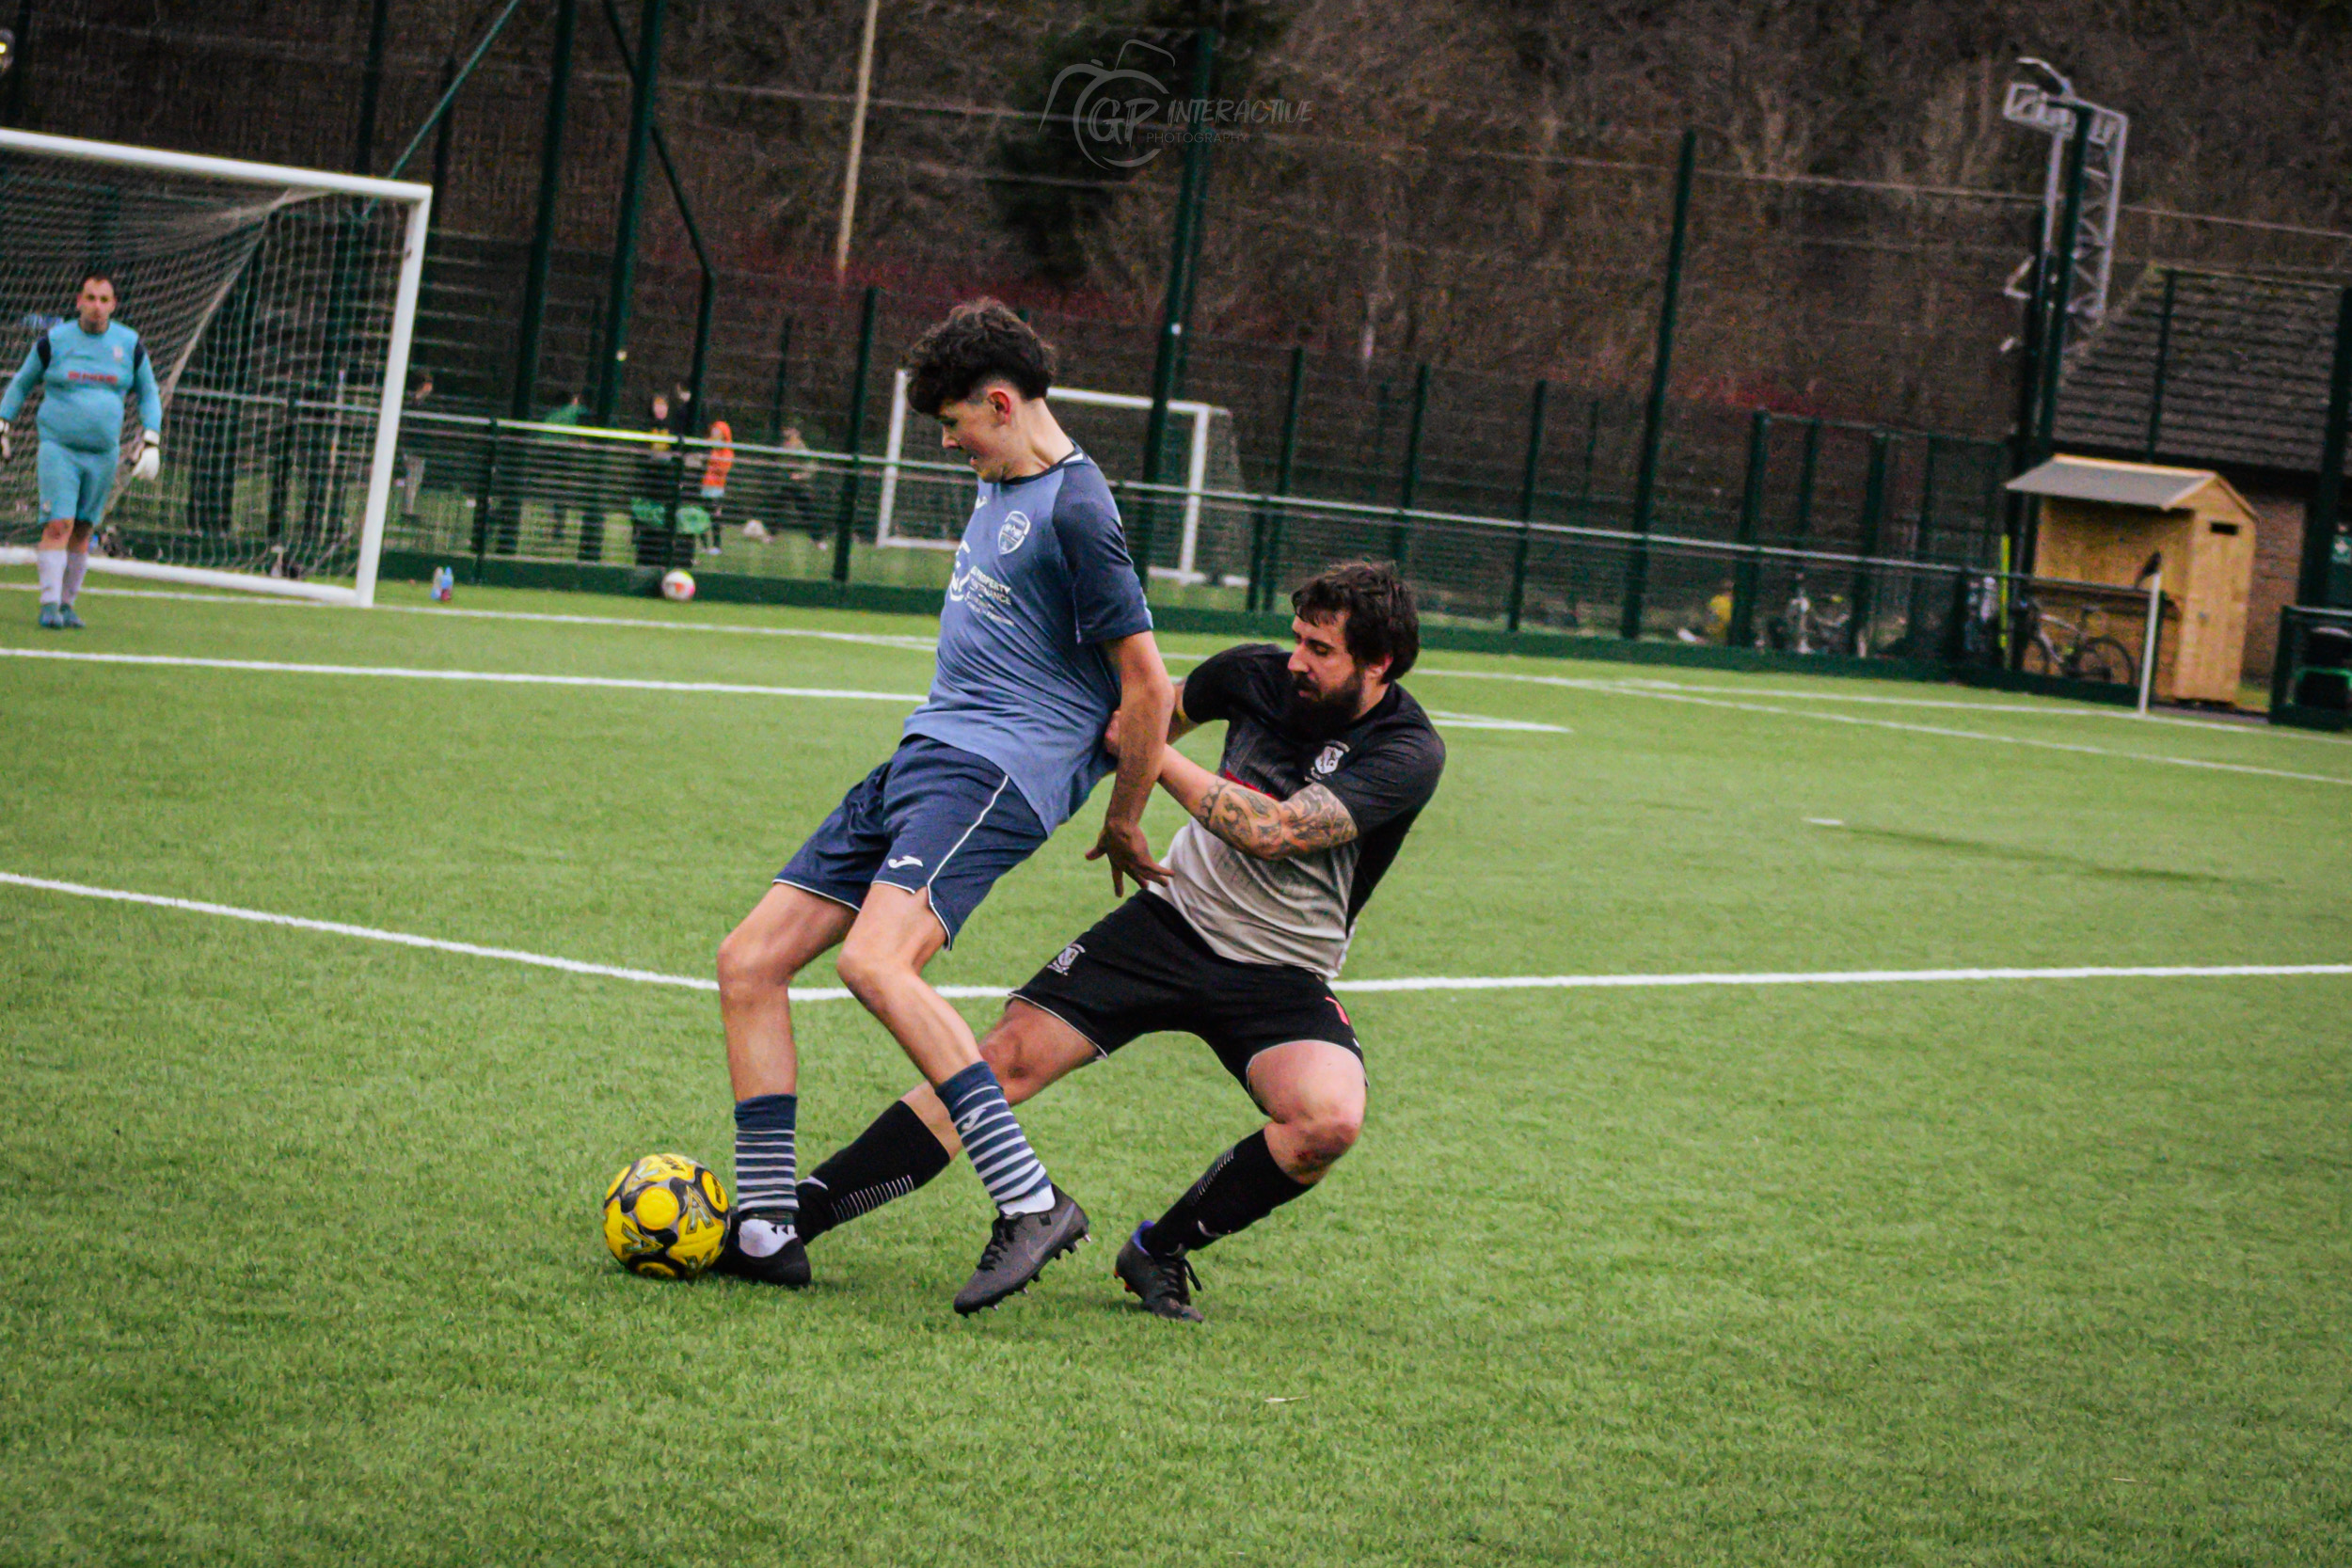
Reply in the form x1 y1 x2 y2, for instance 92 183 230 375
903 298 1057 416
1292 561 1420 680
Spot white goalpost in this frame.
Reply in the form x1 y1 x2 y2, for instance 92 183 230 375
0 128 431 607
873 369 1242 580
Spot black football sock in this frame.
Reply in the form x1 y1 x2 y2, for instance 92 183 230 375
795 1101 954 1241
1139 1129 1313 1256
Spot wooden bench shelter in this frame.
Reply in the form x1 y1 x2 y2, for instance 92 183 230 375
2007 456 2258 703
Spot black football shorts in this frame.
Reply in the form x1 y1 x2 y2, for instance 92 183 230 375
1009 893 1362 1088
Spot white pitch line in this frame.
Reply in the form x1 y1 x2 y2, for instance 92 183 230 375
1607 674 2352 746
1423 710 1570 734
1417 668 2352 787
0 646 927 704
0 646 1557 733
0 579 939 650
1417 665 2352 749
6 871 2345 1002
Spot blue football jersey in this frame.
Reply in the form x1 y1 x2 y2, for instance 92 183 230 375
901 450 1153 832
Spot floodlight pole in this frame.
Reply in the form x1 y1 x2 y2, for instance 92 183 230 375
2032 103 2093 462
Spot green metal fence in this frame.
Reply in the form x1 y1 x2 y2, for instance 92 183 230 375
344 406 2136 681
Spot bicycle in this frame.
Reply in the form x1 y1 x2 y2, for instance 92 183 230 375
2016 596 2136 686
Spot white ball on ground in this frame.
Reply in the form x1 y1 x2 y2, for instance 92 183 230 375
741 518 771 542
661 568 695 602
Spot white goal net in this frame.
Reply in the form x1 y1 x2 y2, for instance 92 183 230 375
0 129 429 605
874 371 1249 583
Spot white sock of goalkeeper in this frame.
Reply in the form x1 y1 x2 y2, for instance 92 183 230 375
732 1092 798 1255
36 548 64 606
939 1061 1055 1215
61 550 88 605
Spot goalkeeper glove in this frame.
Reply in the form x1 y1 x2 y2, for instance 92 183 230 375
0 419 10 463
132 431 160 482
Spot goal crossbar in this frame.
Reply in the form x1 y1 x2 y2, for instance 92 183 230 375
0 129 433 608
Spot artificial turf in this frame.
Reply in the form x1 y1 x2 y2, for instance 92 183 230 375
2 573 2346 1566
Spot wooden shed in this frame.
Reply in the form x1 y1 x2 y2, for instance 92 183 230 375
2007 456 2259 703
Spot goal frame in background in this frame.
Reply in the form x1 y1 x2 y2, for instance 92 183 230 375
0 128 431 608
873 368 1229 579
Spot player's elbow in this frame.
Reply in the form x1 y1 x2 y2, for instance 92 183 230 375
1124 665 1175 718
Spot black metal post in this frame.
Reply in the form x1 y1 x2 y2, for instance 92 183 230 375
1578 395 1601 510
1136 27 1218 587
427 55 457 256
594 0 668 423
1622 126 1698 641
353 0 392 173
2145 268 2176 460
1906 435 1940 646
1251 345 1305 614
2301 286 2352 607
1388 362 1429 568
766 314 794 441
1728 408 1769 648
1507 378 1548 633
1792 419 1820 544
831 284 880 584
686 271 713 436
1850 431 1890 656
511 0 577 421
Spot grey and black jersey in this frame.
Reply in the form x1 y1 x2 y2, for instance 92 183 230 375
1150 644 1445 977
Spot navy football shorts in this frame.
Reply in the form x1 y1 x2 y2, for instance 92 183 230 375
1010 893 1363 1090
776 736 1048 945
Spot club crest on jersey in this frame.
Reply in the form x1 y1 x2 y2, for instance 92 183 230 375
110 344 124 361
1311 742 1348 778
997 509 1032 554
1047 942 1084 975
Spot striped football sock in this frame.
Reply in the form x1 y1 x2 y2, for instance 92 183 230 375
733 1093 799 1248
937 1062 1054 1216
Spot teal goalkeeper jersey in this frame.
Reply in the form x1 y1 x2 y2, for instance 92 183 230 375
1 320 164 454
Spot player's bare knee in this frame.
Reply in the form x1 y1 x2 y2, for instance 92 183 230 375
715 924 792 998
979 1014 1051 1102
1284 1106 1362 1170
832 934 907 1010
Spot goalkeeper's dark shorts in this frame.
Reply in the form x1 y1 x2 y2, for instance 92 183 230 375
1009 892 1362 1091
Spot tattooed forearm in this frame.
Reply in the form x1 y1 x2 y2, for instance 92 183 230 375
1192 781 1358 860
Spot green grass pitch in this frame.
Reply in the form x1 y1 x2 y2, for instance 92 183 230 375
2 570 2347 1566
